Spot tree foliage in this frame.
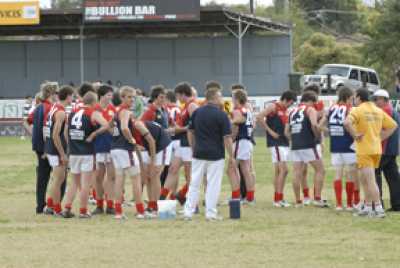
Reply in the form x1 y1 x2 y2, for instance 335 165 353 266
295 32 362 74
364 0 400 90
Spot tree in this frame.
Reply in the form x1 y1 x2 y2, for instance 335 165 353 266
295 32 362 74
294 0 363 35
364 0 400 90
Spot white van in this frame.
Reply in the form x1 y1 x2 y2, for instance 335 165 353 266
303 64 380 93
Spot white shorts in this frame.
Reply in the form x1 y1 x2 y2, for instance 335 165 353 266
141 146 172 166
170 140 180 158
175 146 192 162
234 139 253 160
69 155 95 174
290 148 321 163
269 146 290 163
96 153 112 163
331 153 356 166
110 149 140 176
47 154 61 168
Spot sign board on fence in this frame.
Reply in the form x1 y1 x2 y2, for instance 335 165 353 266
84 0 200 22
0 1 40 25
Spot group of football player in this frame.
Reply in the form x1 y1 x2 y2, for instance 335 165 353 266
26 79 397 220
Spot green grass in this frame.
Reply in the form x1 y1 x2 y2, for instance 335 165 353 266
0 137 400 268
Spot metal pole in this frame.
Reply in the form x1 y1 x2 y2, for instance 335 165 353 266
238 16 243 84
250 0 254 14
289 29 293 72
79 25 84 84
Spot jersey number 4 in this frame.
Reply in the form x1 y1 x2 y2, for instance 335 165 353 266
71 110 84 129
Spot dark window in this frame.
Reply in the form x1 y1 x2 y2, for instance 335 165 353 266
360 70 368 83
368 72 379 85
349 69 359 80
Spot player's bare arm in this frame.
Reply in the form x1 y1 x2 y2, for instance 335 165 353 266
307 107 321 138
52 111 67 164
120 110 136 145
231 109 244 139
257 104 280 139
87 111 110 142
188 129 195 150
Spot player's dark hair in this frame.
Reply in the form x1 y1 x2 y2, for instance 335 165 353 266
303 84 320 95
97 85 113 98
58 86 74 101
233 89 247 105
280 90 297 102
78 82 96 98
355 88 370 102
206 81 222 91
112 91 121 106
150 85 166 101
231 84 246 92
301 91 317 103
337 86 353 103
175 82 193 97
166 90 176 103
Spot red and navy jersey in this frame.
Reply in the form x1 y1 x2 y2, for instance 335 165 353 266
234 106 253 141
133 121 171 153
266 102 289 147
141 104 169 129
289 104 317 150
72 100 84 113
328 103 354 153
44 104 67 156
176 100 195 147
94 103 116 153
166 103 181 141
68 106 96 155
111 104 135 152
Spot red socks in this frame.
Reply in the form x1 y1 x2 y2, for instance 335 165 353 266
148 201 158 211
274 192 283 202
232 189 241 199
115 202 122 215
246 190 255 202
178 184 189 199
334 179 342 207
79 207 87 215
346 181 355 207
54 203 62 214
96 199 104 209
92 189 97 200
65 203 72 210
46 197 54 209
303 188 310 199
106 200 114 209
160 188 170 199
136 203 145 214
354 190 360 205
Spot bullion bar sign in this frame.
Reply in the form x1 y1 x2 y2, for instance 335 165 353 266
0 1 40 25
84 0 200 22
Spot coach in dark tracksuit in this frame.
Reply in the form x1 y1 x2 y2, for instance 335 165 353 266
32 84 66 214
373 90 400 211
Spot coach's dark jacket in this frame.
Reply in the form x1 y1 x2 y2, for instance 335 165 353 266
32 104 45 153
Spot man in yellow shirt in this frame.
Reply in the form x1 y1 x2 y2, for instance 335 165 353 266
345 89 397 218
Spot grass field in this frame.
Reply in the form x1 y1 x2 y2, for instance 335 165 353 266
1 137 400 268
